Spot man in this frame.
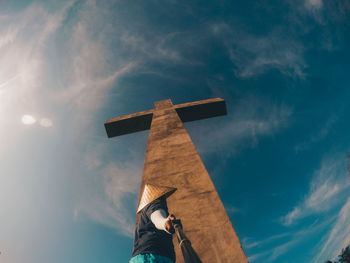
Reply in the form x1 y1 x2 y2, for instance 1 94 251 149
130 184 177 263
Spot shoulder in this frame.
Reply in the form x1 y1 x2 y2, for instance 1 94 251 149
144 197 167 218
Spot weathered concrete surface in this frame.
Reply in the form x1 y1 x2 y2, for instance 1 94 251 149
138 99 247 263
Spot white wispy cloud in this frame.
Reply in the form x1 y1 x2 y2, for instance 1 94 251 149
0 0 138 243
0 27 18 49
54 17 135 117
305 0 323 10
0 3 89 261
75 162 141 237
243 238 261 250
192 98 292 156
0 2 75 152
211 23 306 78
244 233 293 261
282 155 350 226
243 232 290 251
120 32 186 64
46 1 140 235
313 198 350 263
224 204 241 215
247 218 334 262
295 115 338 152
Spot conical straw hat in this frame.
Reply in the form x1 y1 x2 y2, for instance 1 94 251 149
136 184 177 214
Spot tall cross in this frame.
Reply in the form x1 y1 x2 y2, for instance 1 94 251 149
105 98 247 263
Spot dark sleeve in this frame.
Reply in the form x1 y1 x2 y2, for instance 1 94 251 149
145 197 167 219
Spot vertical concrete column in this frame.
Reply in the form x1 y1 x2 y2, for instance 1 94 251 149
140 99 247 263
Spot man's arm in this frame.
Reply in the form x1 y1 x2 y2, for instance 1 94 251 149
150 210 175 234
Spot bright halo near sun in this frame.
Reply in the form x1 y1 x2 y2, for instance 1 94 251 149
21 115 36 125
40 118 53 128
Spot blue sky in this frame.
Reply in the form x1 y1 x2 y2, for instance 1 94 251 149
0 0 349 262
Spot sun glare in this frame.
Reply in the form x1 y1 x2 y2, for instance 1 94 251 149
21 115 36 125
40 118 53 128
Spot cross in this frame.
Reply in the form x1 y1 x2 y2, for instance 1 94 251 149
105 98 247 263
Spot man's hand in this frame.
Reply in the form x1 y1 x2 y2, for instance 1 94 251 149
165 214 176 234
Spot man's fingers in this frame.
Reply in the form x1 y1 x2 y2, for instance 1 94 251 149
165 219 175 234
169 214 176 220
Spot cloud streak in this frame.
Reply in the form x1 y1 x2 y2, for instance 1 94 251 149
247 218 334 262
75 162 141 237
212 23 307 78
0 0 138 244
282 155 350 226
313 198 350 262
305 0 323 10
192 98 292 157
295 115 338 152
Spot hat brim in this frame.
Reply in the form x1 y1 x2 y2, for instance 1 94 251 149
136 184 177 214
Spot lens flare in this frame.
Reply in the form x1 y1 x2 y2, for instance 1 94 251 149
40 118 53 128
21 115 36 125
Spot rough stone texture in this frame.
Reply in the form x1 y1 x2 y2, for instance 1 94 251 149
138 99 248 263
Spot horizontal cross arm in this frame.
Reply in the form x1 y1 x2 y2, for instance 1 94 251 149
104 109 153 138
175 98 227 123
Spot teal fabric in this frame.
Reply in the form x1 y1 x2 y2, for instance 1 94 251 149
129 253 173 263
